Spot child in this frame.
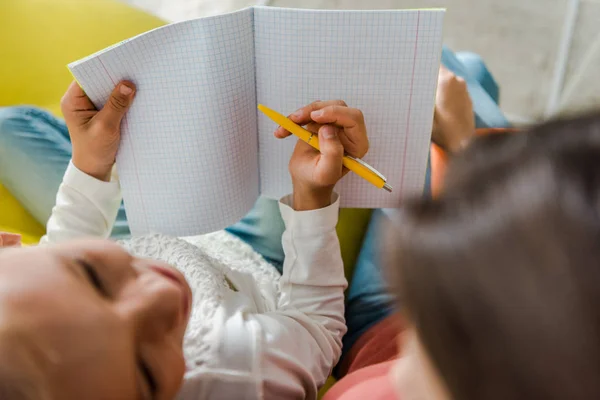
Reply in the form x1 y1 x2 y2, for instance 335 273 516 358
327 113 600 400
0 80 369 399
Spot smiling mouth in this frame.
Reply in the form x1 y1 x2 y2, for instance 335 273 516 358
150 265 192 319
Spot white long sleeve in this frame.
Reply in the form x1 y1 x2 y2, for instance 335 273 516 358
39 162 121 245
265 193 347 398
180 194 347 400
43 163 347 399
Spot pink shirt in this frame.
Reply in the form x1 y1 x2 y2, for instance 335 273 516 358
324 315 404 400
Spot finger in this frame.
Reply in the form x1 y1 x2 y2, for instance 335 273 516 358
314 125 344 186
0 233 21 247
438 65 458 84
288 100 348 125
288 140 316 182
438 65 452 77
438 66 465 88
95 81 136 131
61 81 97 122
274 122 322 139
274 125 291 138
310 106 368 158
305 122 323 134
310 105 365 130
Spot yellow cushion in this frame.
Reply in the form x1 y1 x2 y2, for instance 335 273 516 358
337 208 373 280
0 0 165 116
318 376 338 399
0 0 164 239
0 184 45 245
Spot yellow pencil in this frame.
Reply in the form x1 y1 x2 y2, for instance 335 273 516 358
258 104 392 192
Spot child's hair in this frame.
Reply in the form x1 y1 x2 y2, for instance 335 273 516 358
387 113 600 400
0 329 50 400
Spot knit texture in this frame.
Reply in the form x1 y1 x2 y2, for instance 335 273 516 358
119 231 281 369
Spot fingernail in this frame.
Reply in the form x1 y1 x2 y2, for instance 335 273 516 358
311 110 324 118
322 126 336 139
290 109 303 119
120 84 133 96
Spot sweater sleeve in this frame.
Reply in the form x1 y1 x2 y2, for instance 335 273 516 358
178 194 346 400
39 162 121 245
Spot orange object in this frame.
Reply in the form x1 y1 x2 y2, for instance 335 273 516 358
430 128 518 197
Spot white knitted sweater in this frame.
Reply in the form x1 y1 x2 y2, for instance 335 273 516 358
120 231 281 370
43 163 347 398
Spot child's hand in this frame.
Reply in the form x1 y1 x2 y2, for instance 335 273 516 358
432 67 475 153
0 232 21 248
61 81 136 182
275 100 369 210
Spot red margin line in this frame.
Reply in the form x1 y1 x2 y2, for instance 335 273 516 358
399 11 421 194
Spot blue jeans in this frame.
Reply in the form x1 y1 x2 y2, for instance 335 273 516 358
0 47 507 363
0 107 132 239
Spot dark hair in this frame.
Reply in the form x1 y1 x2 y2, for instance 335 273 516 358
388 113 600 400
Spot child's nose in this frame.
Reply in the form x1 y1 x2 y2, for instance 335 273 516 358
126 262 190 341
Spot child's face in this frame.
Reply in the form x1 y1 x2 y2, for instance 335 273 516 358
0 239 192 399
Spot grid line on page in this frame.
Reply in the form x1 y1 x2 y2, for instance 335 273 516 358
254 8 444 208
399 10 421 195
70 9 259 236
69 7 445 234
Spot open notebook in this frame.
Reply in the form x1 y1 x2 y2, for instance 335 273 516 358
69 6 444 236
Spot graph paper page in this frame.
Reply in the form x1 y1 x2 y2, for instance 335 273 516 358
69 8 259 236
255 7 444 207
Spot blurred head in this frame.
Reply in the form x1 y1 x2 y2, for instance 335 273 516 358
0 239 192 399
389 113 600 400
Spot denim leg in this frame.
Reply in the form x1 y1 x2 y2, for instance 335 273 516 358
225 196 285 273
0 106 130 238
341 208 397 359
0 107 72 224
441 46 510 129
455 51 500 105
